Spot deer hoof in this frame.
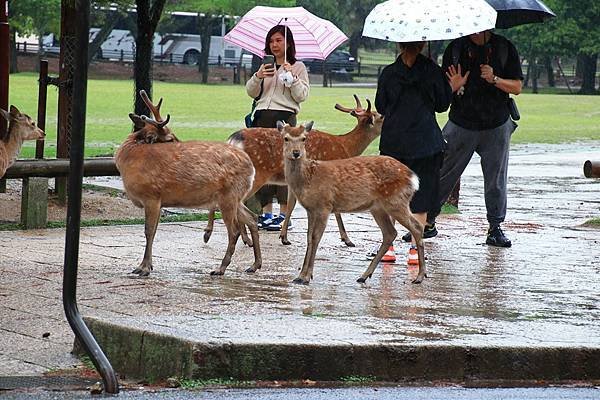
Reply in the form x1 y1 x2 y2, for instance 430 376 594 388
281 237 292 245
411 277 424 284
292 277 309 285
343 239 356 247
210 270 224 276
203 230 212 243
245 267 257 273
138 270 151 277
356 277 367 283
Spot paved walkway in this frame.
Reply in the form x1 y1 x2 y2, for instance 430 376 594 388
1 143 599 381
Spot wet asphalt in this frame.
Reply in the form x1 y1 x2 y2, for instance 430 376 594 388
0 142 599 382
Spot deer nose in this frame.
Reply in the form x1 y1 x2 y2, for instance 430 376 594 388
292 150 301 159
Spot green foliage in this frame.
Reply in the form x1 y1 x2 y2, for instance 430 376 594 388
339 375 377 384
8 0 61 37
179 377 254 389
582 218 600 227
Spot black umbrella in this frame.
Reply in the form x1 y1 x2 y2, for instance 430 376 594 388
485 0 556 28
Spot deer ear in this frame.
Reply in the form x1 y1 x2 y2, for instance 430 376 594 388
9 105 20 117
129 113 146 130
368 115 375 126
276 120 285 132
304 121 314 132
0 108 9 122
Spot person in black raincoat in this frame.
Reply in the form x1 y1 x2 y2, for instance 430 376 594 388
373 41 467 265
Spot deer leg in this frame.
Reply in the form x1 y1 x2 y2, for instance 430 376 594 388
239 204 262 273
204 208 216 243
334 213 355 247
293 210 328 285
133 201 161 277
357 210 396 283
392 207 426 283
280 188 296 245
210 203 240 276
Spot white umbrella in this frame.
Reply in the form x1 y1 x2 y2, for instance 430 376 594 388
362 0 497 42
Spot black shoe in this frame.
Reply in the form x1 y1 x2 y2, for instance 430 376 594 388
401 223 438 242
486 226 512 247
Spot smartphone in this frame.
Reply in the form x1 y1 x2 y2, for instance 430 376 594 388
262 55 275 67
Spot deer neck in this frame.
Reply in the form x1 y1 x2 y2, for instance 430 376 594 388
3 128 26 166
337 124 378 156
284 156 314 194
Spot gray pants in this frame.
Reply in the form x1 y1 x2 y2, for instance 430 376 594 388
429 118 517 227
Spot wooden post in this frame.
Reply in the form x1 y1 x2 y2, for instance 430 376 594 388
583 160 600 178
20 177 48 229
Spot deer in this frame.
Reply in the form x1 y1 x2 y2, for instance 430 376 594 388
0 106 46 177
203 95 384 248
279 121 426 285
114 90 261 277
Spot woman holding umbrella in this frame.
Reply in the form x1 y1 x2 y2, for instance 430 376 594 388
374 41 468 265
246 25 310 231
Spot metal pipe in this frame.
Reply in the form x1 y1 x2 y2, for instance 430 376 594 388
36 60 48 159
3 158 119 178
583 160 600 179
62 0 119 394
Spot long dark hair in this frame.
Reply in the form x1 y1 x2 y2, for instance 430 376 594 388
264 25 297 64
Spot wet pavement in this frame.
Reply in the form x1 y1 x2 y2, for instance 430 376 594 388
0 142 599 380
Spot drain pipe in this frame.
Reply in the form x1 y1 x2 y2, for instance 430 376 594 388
62 0 119 394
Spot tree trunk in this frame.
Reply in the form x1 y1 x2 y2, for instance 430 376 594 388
544 56 555 87
531 58 538 94
198 17 213 84
9 27 17 73
578 53 598 95
524 61 531 88
134 25 153 116
348 30 361 59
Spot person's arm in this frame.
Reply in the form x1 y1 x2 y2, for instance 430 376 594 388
246 73 262 98
289 62 310 103
434 66 453 113
480 64 522 95
375 71 388 115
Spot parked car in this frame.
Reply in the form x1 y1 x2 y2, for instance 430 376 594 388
302 50 358 74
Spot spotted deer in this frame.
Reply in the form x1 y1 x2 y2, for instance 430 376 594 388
114 90 261 277
279 121 426 285
0 106 45 177
204 95 384 247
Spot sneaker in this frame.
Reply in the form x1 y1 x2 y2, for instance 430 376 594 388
258 215 273 230
407 245 419 265
265 215 290 231
486 225 512 247
381 246 397 262
401 223 438 242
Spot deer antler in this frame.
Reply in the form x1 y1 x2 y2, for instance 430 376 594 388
335 95 372 115
353 94 363 111
139 90 164 122
141 114 170 128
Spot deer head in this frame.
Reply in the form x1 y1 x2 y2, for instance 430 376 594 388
335 94 383 131
0 105 45 143
278 120 314 161
129 90 179 143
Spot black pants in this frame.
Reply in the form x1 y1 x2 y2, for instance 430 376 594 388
252 109 296 208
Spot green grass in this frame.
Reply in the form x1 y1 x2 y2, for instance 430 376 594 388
583 218 600 227
340 375 377 384
0 212 210 231
8 72 600 160
179 378 254 389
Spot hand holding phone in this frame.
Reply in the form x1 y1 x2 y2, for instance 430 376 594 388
257 55 276 78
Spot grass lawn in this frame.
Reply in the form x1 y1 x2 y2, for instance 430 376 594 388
8 72 600 159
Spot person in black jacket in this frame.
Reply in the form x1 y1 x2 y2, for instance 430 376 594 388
373 41 467 265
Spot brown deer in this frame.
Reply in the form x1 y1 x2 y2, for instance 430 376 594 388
115 91 261 277
0 106 45 177
279 121 426 285
203 95 384 247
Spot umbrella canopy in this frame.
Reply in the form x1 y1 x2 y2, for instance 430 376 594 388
362 0 497 42
485 0 556 28
223 6 348 60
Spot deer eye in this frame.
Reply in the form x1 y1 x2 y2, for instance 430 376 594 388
301 137 306 142
284 137 289 142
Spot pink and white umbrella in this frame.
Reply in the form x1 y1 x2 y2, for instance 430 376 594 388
223 6 348 60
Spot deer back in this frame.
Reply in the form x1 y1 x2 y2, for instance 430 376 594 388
115 137 254 209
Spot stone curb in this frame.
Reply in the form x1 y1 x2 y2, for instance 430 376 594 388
80 317 600 383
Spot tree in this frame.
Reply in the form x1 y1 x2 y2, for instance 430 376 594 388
8 0 61 72
88 1 132 64
134 0 167 116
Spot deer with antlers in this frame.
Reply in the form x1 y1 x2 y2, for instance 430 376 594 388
114 90 261 277
1 106 45 178
203 95 384 247
279 121 426 285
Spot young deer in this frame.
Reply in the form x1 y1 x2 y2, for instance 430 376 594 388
0 106 45 177
279 121 426 285
115 90 261 277
204 95 384 247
